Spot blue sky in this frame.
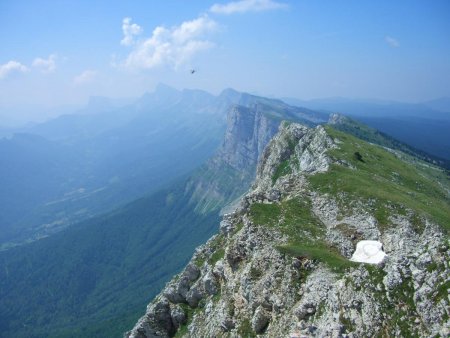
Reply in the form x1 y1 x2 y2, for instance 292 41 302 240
0 0 449 115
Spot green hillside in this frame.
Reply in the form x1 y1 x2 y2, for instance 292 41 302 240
252 125 449 274
0 178 220 337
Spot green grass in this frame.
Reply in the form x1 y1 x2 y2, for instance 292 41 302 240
270 132 299 184
249 202 282 226
339 309 355 333
277 243 355 270
272 159 292 184
194 234 226 267
330 114 449 168
426 261 439 273
246 125 449 335
434 280 450 303
174 303 197 338
366 265 387 286
309 127 450 232
249 266 263 280
388 277 420 337
209 248 225 265
194 256 206 268
208 235 226 265
237 318 256 338
250 198 354 271
233 222 244 234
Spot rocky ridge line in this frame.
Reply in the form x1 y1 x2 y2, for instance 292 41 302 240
126 123 449 338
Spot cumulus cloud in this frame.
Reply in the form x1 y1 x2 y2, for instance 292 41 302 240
385 35 399 48
0 60 28 79
32 54 57 73
122 15 217 70
121 17 143 46
210 0 287 14
73 70 97 85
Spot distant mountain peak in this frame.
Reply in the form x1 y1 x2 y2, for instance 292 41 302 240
154 82 180 94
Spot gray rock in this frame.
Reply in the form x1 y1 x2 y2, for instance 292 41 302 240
186 285 204 308
151 299 174 334
220 318 235 332
219 219 234 235
182 263 200 282
383 265 403 291
203 271 219 295
170 305 186 329
252 306 271 333
295 302 316 320
163 276 189 303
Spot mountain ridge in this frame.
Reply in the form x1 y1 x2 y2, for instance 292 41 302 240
0 93 325 337
126 122 449 337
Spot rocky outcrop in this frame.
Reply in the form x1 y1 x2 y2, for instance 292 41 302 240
127 123 449 338
253 123 336 192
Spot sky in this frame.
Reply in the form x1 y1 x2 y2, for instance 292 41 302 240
0 0 449 123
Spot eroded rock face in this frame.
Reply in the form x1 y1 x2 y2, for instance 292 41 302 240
186 104 282 214
126 123 449 338
219 105 281 173
126 297 174 338
170 305 186 330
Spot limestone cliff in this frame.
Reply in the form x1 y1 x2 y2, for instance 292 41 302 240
186 104 280 214
127 122 449 337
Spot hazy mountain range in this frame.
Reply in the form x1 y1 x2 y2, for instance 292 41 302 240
0 86 448 337
0 86 328 337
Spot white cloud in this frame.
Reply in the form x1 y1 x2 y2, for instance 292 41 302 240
0 60 28 79
73 70 97 85
385 35 399 48
210 0 287 14
121 17 143 46
32 54 57 73
122 15 217 70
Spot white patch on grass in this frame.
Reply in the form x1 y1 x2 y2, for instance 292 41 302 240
350 240 386 264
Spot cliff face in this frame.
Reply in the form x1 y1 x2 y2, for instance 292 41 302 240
218 105 280 173
187 92 328 215
187 104 285 214
127 123 449 337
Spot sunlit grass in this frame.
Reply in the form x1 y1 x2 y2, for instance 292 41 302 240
309 127 450 232
250 198 353 271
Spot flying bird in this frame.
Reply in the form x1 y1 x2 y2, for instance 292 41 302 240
190 69 196 74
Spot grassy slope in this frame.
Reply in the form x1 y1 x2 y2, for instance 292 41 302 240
330 115 450 169
249 125 449 272
310 126 449 233
250 198 355 271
